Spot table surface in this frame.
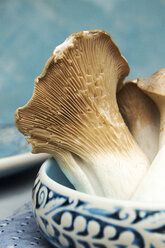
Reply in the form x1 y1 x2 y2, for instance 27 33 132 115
0 164 41 219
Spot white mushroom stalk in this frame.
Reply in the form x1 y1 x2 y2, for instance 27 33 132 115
15 30 150 200
132 144 165 202
136 69 165 150
117 80 160 162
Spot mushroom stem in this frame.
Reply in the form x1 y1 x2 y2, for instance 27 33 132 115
132 144 165 202
85 149 149 199
54 151 97 195
54 144 149 199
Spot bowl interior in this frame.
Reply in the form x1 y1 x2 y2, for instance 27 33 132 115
45 158 75 190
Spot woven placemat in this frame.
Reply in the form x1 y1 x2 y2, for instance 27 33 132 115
0 201 52 248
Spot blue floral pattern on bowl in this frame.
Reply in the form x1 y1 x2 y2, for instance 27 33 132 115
32 161 165 248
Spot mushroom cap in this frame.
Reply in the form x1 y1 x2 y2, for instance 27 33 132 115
118 79 159 128
117 80 160 162
136 69 165 151
137 69 165 97
15 30 130 159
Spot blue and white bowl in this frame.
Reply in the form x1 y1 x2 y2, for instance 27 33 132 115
32 158 165 248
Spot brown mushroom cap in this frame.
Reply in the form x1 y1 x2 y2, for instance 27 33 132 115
137 69 165 97
117 80 160 162
136 69 165 150
15 30 130 159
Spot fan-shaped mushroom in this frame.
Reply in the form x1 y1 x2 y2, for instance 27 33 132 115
131 69 165 202
136 69 165 150
117 80 160 162
15 30 150 200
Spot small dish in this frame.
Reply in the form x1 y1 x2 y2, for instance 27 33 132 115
0 152 50 178
32 158 165 248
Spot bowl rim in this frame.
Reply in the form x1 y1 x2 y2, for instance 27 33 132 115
38 158 165 210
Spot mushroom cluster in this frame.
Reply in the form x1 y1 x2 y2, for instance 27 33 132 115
15 30 165 202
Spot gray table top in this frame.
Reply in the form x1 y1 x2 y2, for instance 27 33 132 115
0 164 41 219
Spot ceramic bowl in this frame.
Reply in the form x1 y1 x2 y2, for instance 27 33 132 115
32 158 165 248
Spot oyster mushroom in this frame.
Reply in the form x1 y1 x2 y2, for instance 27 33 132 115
15 30 150 200
136 69 165 150
131 69 165 202
117 80 160 162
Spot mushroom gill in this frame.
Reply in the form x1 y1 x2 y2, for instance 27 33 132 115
15 30 149 199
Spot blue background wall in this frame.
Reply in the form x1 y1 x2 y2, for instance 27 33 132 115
0 0 165 157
